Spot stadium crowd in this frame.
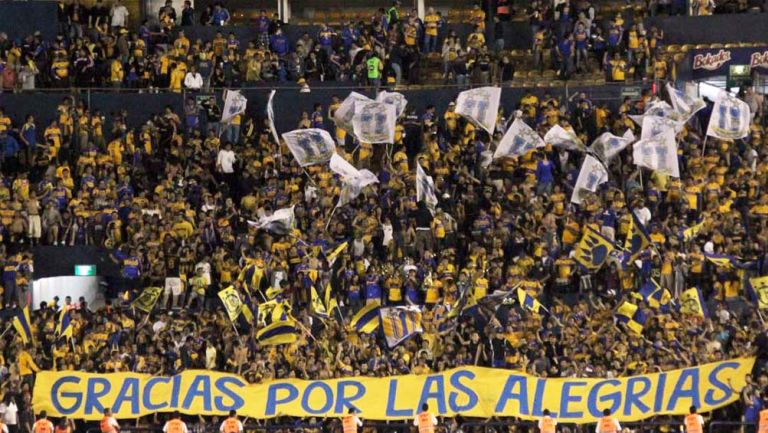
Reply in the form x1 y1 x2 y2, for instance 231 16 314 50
0 0 764 433
0 77 765 432
0 0 692 91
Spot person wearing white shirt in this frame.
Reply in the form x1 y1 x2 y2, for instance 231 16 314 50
0 396 19 432
595 409 621 433
216 142 237 174
184 66 203 90
684 406 705 433
110 0 130 29
413 404 438 433
632 199 652 227
341 408 363 433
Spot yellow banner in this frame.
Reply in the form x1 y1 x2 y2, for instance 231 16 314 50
33 358 754 423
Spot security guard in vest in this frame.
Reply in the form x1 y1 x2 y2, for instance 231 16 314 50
413 403 438 433
33 412 54 433
163 411 188 433
220 410 243 433
758 398 767 433
342 407 363 433
596 409 621 433
538 409 557 433
100 408 119 433
684 406 705 433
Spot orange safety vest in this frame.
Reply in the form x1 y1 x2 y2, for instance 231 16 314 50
166 420 184 433
417 412 435 433
222 418 240 433
540 416 556 433
598 417 617 433
685 414 703 433
100 418 115 433
342 416 358 433
759 409 768 433
34 421 53 433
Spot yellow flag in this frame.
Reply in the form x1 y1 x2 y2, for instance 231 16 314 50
131 287 163 313
749 276 768 309
310 285 328 317
217 286 243 323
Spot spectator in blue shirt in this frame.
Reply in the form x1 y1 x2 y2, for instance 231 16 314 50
535 154 555 194
341 22 359 50
211 4 230 26
270 28 289 56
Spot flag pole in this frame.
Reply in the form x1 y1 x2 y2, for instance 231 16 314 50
324 203 340 232
302 167 318 187
700 136 708 157
0 323 13 339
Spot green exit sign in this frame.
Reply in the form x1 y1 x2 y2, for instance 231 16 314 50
74 265 97 276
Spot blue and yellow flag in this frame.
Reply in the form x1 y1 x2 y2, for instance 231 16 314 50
615 301 647 334
680 287 708 317
12 306 34 344
516 288 543 314
326 242 349 266
632 279 672 312
349 302 381 333
256 320 298 345
683 220 706 242
55 308 73 340
310 285 329 318
574 227 615 271
747 276 768 309
324 283 340 316
131 287 163 313
704 253 738 270
217 286 243 323
380 306 423 347
624 212 651 261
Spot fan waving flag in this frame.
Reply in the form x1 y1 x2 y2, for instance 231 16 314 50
380 306 423 347
570 155 609 204
282 128 336 167
455 86 502 134
516 288 544 314
218 286 243 323
55 308 73 340
574 227 615 272
266 90 281 145
352 100 397 144
632 129 680 177
632 279 672 312
544 124 585 151
256 320 298 345
333 92 372 134
12 306 34 344
221 89 248 123
680 287 708 318
248 205 296 235
588 130 635 162
493 118 546 160
707 90 751 139
747 276 768 309
624 212 651 261
349 302 381 334
131 286 163 313
615 301 647 334
666 83 705 121
376 91 408 118
416 164 438 214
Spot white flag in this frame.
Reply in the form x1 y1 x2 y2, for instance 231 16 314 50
380 306 423 347
352 100 397 143
639 115 685 140
707 90 751 139
416 164 438 214
376 91 408 118
544 124 585 151
282 128 336 167
666 83 705 121
632 129 680 178
644 100 676 119
330 153 379 185
221 89 248 123
266 90 281 145
247 205 296 234
570 155 609 204
333 92 372 134
455 86 502 134
588 131 635 162
493 118 546 160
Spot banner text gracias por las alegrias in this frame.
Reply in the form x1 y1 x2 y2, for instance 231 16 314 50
33 358 754 423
